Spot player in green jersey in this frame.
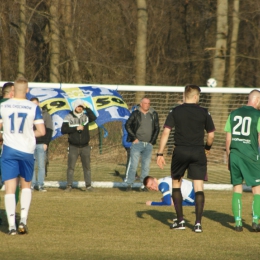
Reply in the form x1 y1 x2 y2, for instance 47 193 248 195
225 89 260 232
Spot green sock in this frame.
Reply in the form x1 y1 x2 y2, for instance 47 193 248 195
232 192 242 226
15 186 20 205
252 194 260 224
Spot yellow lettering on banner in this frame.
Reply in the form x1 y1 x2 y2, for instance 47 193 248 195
41 98 70 115
89 122 98 130
93 96 128 110
61 88 128 111
62 88 83 98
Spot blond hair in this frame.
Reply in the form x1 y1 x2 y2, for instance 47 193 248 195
14 77 28 91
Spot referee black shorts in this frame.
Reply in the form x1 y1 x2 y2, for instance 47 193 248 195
171 146 207 180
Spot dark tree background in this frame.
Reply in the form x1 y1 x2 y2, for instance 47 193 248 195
0 0 260 87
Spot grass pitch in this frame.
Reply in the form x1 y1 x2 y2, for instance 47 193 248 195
0 188 259 260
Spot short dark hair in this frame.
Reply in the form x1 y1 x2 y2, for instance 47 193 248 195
184 84 201 99
30 97 39 102
143 176 153 186
2 82 14 96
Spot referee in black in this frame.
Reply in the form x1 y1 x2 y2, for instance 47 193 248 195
157 85 215 233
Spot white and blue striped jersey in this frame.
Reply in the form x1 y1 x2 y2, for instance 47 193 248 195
151 177 195 206
0 98 43 155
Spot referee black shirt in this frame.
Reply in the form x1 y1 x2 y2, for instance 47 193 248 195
164 103 215 146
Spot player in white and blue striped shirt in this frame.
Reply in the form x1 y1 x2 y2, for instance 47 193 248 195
143 176 195 206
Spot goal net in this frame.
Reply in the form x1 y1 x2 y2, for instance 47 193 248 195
115 86 250 187
0 82 252 189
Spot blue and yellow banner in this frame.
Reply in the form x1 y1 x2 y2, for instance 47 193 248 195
27 86 130 139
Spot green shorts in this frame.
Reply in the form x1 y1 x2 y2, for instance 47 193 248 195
229 152 260 186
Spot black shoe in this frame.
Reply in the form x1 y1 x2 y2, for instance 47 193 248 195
139 186 149 192
8 229 17 235
126 185 132 192
114 170 120 176
38 186 47 192
234 226 243 232
18 223 28 234
193 223 203 233
0 217 2 225
170 220 185 230
65 185 72 192
252 222 260 232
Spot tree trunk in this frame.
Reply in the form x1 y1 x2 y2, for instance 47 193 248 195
48 0 60 83
135 0 147 103
61 0 81 83
211 0 228 87
18 0 27 77
0 2 11 80
227 0 240 87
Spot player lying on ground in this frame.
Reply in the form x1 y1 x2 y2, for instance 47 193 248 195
143 176 195 206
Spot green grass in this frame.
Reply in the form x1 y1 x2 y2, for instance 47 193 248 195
0 188 260 260
45 155 230 184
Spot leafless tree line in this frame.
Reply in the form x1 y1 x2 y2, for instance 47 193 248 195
1 0 260 88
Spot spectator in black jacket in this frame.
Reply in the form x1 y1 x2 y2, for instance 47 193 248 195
61 99 97 192
30 97 53 192
125 97 160 191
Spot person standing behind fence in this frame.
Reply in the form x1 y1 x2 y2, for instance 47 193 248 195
157 85 215 233
225 89 260 232
30 97 53 192
125 97 160 191
0 77 45 235
61 99 97 192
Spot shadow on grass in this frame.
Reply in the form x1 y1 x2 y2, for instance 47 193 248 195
136 209 253 231
0 209 21 234
203 210 252 231
135 209 194 229
0 209 6 234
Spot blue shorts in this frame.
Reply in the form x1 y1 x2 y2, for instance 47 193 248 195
2 157 34 182
1 145 34 182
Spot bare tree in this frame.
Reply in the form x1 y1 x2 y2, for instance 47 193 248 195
48 0 60 82
0 2 12 80
61 0 81 83
18 0 27 77
227 0 240 87
211 0 228 87
2 0 260 88
135 0 147 102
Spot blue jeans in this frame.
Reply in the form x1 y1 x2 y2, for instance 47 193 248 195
32 144 46 187
125 142 153 185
